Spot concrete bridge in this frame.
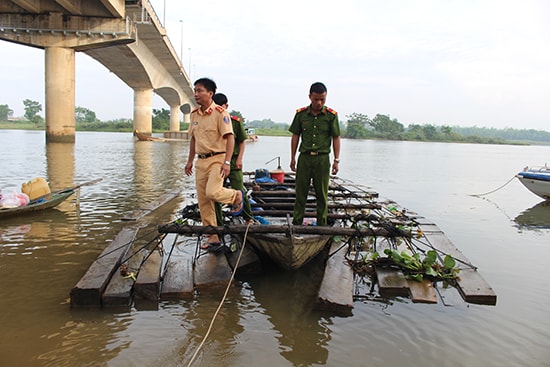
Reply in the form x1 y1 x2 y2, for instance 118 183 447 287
0 0 194 142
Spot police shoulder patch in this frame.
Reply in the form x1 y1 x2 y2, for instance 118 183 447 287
296 106 308 113
223 115 231 124
231 115 242 122
326 107 338 115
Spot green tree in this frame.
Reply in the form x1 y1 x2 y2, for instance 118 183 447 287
0 104 14 120
369 114 404 139
75 106 97 123
152 108 170 130
23 99 42 122
344 113 370 139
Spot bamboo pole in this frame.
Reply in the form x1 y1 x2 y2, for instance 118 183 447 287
158 223 410 237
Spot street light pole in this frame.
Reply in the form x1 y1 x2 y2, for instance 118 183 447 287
179 20 183 62
188 48 191 76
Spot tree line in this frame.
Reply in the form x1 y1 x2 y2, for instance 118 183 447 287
2 100 549 144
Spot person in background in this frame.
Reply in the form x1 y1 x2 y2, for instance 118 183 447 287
289 82 340 226
185 78 244 250
213 93 254 225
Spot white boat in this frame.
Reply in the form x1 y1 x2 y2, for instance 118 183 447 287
516 164 550 200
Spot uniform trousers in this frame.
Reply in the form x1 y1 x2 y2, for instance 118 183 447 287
215 155 253 225
292 153 331 226
195 155 238 227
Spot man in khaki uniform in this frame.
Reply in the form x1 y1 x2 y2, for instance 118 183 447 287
185 78 244 247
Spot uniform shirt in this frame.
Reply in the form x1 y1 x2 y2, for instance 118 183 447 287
288 105 340 154
231 115 248 155
188 102 233 154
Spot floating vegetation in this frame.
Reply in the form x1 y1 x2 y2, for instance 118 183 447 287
349 249 460 283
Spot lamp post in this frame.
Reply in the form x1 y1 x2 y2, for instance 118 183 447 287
179 20 183 61
188 48 191 76
163 0 166 25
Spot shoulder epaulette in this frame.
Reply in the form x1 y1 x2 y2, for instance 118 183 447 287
231 115 242 122
215 105 225 113
296 106 308 113
326 107 338 115
192 107 200 113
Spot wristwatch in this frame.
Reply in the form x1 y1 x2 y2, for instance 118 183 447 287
334 158 340 163
224 161 231 165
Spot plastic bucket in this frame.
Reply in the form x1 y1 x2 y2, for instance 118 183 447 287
270 170 285 183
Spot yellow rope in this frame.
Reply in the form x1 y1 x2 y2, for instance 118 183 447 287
185 222 252 367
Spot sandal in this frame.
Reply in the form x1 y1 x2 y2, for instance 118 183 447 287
207 242 226 254
231 190 244 216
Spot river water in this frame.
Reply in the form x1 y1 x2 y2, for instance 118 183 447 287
1 130 549 367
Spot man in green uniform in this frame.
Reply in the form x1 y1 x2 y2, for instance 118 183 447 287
289 82 341 226
213 93 254 225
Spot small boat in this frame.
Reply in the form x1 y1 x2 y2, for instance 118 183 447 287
0 190 74 219
516 165 550 200
0 178 102 219
134 130 167 142
245 128 259 142
159 171 386 271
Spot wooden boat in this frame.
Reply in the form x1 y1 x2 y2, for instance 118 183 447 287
159 172 387 271
245 128 259 142
0 178 102 219
0 190 74 219
517 165 550 200
134 129 167 142
134 130 187 142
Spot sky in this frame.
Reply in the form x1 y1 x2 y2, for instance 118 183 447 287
1 0 549 130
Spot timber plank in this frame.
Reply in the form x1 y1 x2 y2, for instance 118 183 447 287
102 248 146 307
376 267 409 297
420 224 497 305
159 233 178 278
194 252 233 290
407 279 438 304
121 190 180 221
134 248 162 301
316 242 354 315
161 257 194 299
70 227 138 307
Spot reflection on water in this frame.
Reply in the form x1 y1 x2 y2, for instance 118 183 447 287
514 200 550 229
1 131 550 367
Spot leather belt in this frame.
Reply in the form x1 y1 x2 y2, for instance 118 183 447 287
304 151 328 156
197 151 225 159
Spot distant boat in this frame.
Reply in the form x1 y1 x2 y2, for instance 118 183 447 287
245 128 259 142
516 164 550 200
134 130 167 142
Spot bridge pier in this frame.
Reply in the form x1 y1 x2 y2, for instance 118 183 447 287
45 47 76 143
133 88 153 134
169 106 181 132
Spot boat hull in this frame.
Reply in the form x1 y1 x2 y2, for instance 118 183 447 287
245 231 332 271
0 191 73 219
517 167 550 200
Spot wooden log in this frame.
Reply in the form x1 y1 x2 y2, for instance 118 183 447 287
250 202 381 210
376 267 409 297
407 279 438 304
161 257 194 299
102 247 146 307
134 248 162 301
194 252 234 290
316 242 354 315
121 190 180 221
70 227 138 307
158 223 408 238
419 225 497 305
